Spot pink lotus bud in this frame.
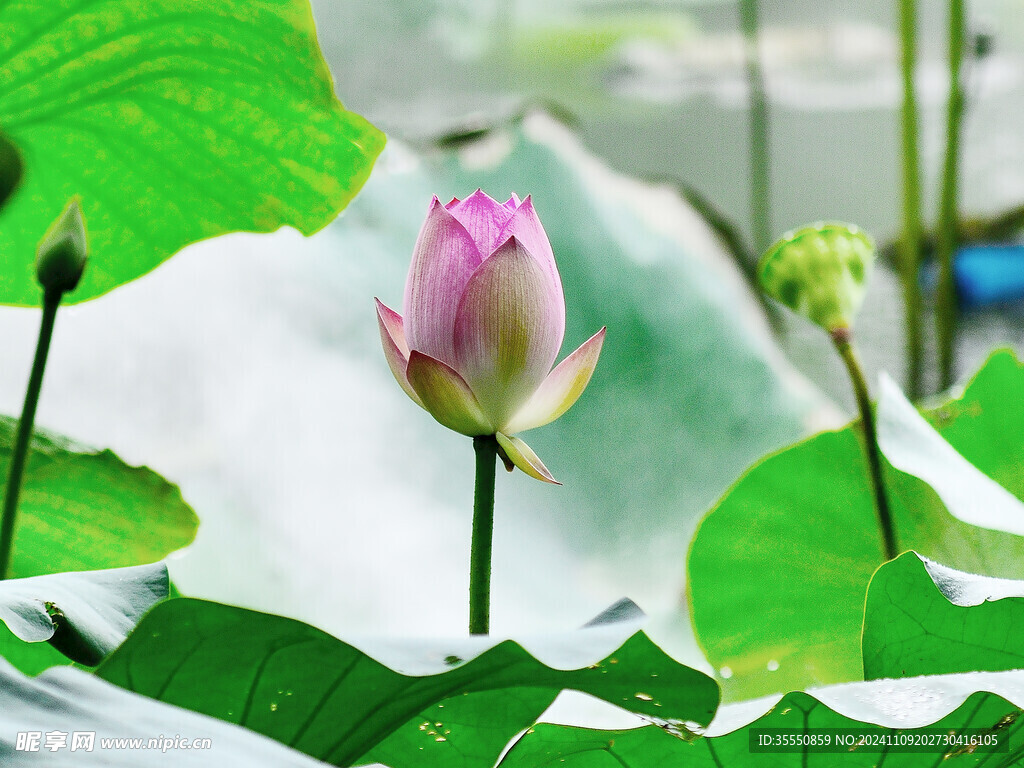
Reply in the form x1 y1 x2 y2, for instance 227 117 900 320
376 190 605 484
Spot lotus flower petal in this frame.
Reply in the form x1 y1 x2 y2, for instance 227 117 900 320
404 198 483 364
447 189 516 258
504 327 606 434
453 236 563 428
379 191 604 484
496 196 564 335
406 351 492 436
495 432 560 484
375 299 423 408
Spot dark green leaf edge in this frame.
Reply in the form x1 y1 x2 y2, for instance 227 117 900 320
97 598 719 767
499 672 1024 767
863 551 1024 680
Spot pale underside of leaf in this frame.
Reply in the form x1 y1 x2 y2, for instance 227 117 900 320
0 563 168 667
876 370 1024 536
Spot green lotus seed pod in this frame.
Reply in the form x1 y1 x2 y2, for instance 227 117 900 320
758 222 875 333
0 129 23 212
36 198 88 294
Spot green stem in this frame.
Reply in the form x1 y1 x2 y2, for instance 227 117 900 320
470 435 497 635
740 0 772 256
832 331 898 562
936 0 966 391
898 0 924 400
0 288 61 579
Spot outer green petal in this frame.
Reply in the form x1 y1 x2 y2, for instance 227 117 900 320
503 327 605 434
375 298 423 408
495 432 560 485
407 351 492 436
36 197 88 293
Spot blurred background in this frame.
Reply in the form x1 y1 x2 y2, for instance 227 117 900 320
3 0 1024 681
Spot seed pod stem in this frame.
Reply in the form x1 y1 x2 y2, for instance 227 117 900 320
832 330 898 562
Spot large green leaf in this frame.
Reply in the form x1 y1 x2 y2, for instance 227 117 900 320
499 671 1024 767
0 416 197 578
0 0 385 306
96 597 719 768
864 551 1024 680
0 657 332 766
688 350 1024 701
0 563 167 668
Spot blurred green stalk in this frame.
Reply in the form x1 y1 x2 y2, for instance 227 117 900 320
740 0 772 256
936 0 966 391
0 290 60 579
898 0 924 400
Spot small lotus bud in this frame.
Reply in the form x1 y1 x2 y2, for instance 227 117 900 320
36 198 88 294
0 129 23 212
758 222 875 333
